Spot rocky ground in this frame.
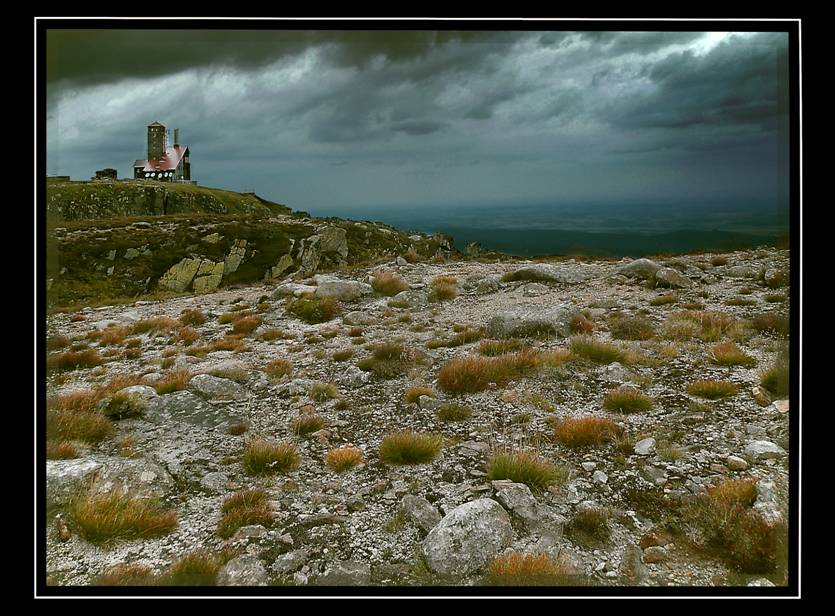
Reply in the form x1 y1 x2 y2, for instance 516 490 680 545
43 246 792 589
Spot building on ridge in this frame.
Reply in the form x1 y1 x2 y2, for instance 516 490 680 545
133 121 193 183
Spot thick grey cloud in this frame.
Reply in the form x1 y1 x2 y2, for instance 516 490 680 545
44 27 790 213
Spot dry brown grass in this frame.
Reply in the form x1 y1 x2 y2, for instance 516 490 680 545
217 489 273 539
46 349 103 371
371 271 410 296
231 315 263 336
663 310 741 342
429 275 458 302
378 431 443 465
94 563 158 586
436 350 541 394
404 386 435 403
46 440 80 459
154 369 192 394
478 338 527 356
47 392 113 444
47 334 71 351
88 325 132 346
608 314 655 340
291 412 326 436
265 358 293 378
348 326 365 337
552 416 623 448
70 491 178 544
258 328 286 341
179 309 207 326
325 446 364 472
569 336 627 364
287 295 342 324
173 326 200 346
687 380 739 399
709 341 757 367
486 552 576 586
242 439 300 475
602 386 654 413
750 313 790 338
332 349 355 362
569 313 595 335
131 317 181 335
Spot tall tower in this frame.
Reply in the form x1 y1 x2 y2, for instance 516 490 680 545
147 121 167 160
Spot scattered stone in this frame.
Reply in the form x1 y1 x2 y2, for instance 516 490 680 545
272 549 309 576
617 258 661 280
748 578 776 587
343 310 376 326
654 267 693 289
726 455 749 471
421 498 514 577
771 400 789 414
487 304 577 339
752 386 772 407
521 282 549 296
316 560 371 586
400 494 441 533
217 555 268 586
592 470 609 484
581 462 597 472
634 438 657 456
189 374 248 401
744 440 787 462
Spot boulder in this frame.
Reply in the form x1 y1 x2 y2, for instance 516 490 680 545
192 260 224 293
401 494 441 533
390 289 429 308
617 258 661 280
494 482 551 527
158 258 201 292
272 282 317 298
654 267 693 289
272 549 309 576
421 498 514 577
507 264 594 284
313 276 373 302
634 438 657 456
744 440 787 462
46 459 103 508
316 560 371 586
343 310 376 326
487 304 576 339
217 555 268 586
90 457 175 500
146 391 239 428
189 374 248 401
269 254 295 279
224 240 247 275
318 226 349 259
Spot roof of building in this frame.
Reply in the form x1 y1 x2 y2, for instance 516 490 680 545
133 145 188 172
148 121 165 128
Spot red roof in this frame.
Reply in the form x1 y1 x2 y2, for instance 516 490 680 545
133 145 188 172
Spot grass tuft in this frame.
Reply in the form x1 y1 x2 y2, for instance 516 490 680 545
325 446 364 472
47 349 103 371
709 341 757 367
760 351 789 398
602 386 654 413
154 369 192 394
750 313 789 338
436 402 472 422
310 382 340 401
552 416 622 448
217 489 273 539
486 553 576 586
687 380 739 399
608 314 655 340
265 358 293 379
287 295 341 324
94 563 158 586
70 491 177 544
231 315 262 336
291 413 326 436
378 431 443 465
569 336 627 364
242 439 300 475
436 350 541 394
650 294 679 306
179 309 207 326
404 386 435 403
371 271 410 296
486 449 567 494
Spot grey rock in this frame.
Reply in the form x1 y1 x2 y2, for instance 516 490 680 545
124 247 141 260
521 282 549 296
620 544 649 583
495 482 549 526
396 256 409 266
726 455 749 471
747 578 776 587
753 478 784 526
316 560 371 586
189 374 248 401
269 254 295 279
744 440 787 462
581 462 597 472
200 471 230 493
272 549 309 576
617 258 662 280
202 232 222 244
340 366 371 388
599 362 633 383
313 276 373 302
417 395 441 411
46 459 103 508
224 239 247 275
401 494 441 533
217 555 268 586
634 438 657 456
507 263 594 284
318 226 349 259
654 267 693 289
272 282 317 298
146 391 239 428
421 498 514 577
487 304 576 339
390 289 429 308
90 457 175 501
158 258 201 292
342 310 376 326
720 265 762 279
592 470 609 484
475 276 502 295
230 525 268 544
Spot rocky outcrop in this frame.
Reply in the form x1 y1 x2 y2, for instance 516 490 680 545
217 555 268 586
655 267 693 289
617 258 662 280
420 498 514 577
313 275 373 302
158 258 202 292
487 304 577 338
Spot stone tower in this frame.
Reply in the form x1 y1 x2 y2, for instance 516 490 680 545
147 121 167 161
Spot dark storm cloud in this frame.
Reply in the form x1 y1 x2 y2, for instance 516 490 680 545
45 27 790 211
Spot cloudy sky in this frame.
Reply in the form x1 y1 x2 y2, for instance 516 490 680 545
45 27 790 214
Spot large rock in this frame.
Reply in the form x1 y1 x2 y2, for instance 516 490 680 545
313 276 373 302
146 391 239 428
401 494 441 533
158 258 201 292
272 282 317 298
224 240 247 275
744 440 787 462
315 560 371 586
46 459 103 508
506 263 594 284
269 254 295 279
88 457 175 500
297 235 321 275
654 267 693 289
272 549 309 576
189 374 248 401
617 258 661 280
421 498 514 577
753 478 785 526
217 555 268 586
192 260 224 293
487 304 576 339
494 482 556 529
343 310 376 326
318 226 349 259
390 289 429 308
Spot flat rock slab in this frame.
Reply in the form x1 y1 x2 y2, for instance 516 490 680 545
421 498 513 577
744 440 787 462
46 459 103 508
189 374 248 401
487 304 576 339
146 391 239 428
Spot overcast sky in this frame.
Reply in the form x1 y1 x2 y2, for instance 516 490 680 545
45 27 790 213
